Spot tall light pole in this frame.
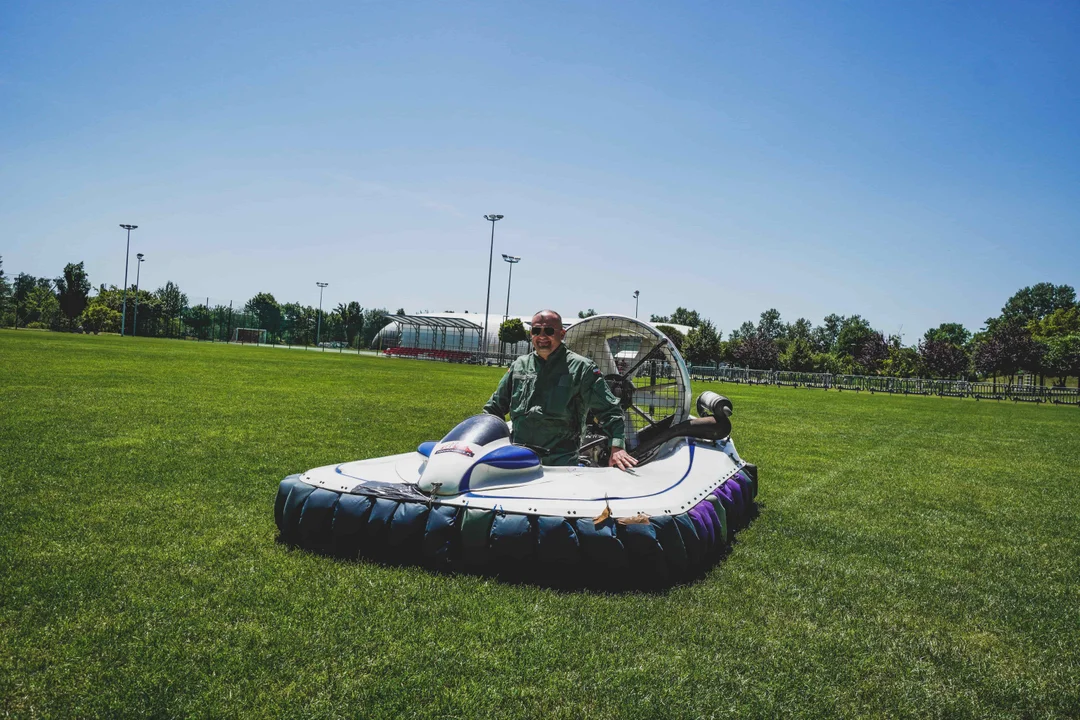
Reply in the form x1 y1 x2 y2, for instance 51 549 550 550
633 290 640 319
119 224 138 336
481 214 503 357
133 253 145 336
501 254 521 321
316 282 328 349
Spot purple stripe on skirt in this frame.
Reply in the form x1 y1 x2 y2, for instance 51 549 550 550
688 501 715 547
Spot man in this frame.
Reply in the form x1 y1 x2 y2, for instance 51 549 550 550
483 310 639 470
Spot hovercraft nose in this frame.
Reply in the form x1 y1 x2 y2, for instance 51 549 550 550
416 415 541 496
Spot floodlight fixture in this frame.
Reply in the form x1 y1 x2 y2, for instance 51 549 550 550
501 254 521 321
133 254 145 336
316 282 329 349
119 224 138 336
481 214 504 356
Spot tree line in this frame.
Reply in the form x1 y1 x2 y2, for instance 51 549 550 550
628 284 1078 385
2 257 1075 382
0 257 392 348
242 291 393 348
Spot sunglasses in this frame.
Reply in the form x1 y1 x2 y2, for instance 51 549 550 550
531 326 557 336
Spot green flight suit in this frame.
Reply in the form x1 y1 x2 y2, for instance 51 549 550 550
483 344 627 466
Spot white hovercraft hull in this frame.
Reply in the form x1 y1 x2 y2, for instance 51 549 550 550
300 435 747 521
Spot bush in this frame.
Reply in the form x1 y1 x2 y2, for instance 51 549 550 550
683 319 722 365
655 324 685 351
81 304 121 335
780 338 815 372
498 318 528 345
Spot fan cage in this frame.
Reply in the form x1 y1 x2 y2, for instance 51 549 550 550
563 315 691 451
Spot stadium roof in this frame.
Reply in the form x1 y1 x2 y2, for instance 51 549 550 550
391 314 482 330
386 312 692 336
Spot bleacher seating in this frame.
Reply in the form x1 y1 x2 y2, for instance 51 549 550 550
383 347 475 363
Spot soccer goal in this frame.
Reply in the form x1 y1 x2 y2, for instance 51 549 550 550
232 327 268 344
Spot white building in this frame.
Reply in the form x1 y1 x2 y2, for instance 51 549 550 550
372 312 691 358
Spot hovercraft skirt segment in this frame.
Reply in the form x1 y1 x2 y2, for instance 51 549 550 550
275 465 758 587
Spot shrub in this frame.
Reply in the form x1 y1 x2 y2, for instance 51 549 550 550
498 318 528 345
655 324 685 351
81 304 121 335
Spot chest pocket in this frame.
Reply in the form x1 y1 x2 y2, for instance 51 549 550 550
511 373 537 414
544 374 574 419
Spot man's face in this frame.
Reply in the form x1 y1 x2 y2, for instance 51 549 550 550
530 312 565 359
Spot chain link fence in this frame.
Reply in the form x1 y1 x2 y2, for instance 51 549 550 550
113 298 1080 403
124 296 372 351
688 366 1080 405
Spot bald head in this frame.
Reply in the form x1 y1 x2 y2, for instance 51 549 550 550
530 309 565 359
532 310 563 328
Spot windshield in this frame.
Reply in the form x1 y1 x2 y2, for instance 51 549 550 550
440 414 510 446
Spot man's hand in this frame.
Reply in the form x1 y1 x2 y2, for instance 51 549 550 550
609 447 638 471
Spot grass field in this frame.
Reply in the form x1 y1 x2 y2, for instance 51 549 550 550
2 330 1078 719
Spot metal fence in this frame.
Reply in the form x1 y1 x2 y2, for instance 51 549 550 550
89 296 1080 402
119 295 371 350
688 366 1080 406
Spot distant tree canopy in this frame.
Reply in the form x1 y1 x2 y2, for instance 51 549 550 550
812 314 844 353
756 308 784 341
856 331 889 374
81 304 120 334
834 315 874 361
1031 306 1080 339
5 258 1079 385
1043 335 1080 385
733 333 780 370
919 339 969 379
498 318 528 346
55 262 91 330
24 282 59 328
1001 282 1076 324
883 338 920 378
786 317 813 344
0 257 11 326
183 304 213 339
335 301 365 347
156 282 188 322
245 292 282 335
682 319 721 366
655 324 685 351
971 318 1044 382
650 307 701 327
780 337 815 372
923 322 971 347
11 273 38 327
363 308 391 348
728 321 756 343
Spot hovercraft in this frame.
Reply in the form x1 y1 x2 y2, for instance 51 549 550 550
275 315 758 588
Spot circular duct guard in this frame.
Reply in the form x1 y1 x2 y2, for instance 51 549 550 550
564 314 691 455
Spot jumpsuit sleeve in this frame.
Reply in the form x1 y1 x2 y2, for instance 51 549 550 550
483 367 514 418
582 367 627 448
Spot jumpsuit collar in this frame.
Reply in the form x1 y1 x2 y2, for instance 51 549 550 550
534 344 567 366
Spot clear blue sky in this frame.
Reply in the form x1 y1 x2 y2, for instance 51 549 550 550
3 0 1077 340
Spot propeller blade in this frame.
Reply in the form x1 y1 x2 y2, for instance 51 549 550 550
628 403 658 426
620 340 667 380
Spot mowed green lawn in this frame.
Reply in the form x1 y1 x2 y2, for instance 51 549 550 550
1 330 1078 719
